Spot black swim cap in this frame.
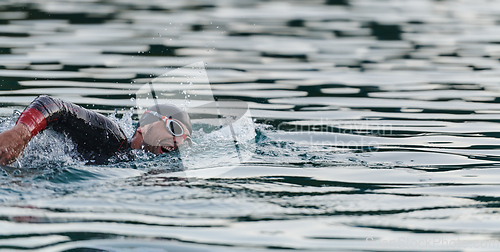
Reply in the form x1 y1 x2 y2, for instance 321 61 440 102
138 104 192 135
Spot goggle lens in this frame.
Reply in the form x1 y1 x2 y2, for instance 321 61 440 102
167 119 184 136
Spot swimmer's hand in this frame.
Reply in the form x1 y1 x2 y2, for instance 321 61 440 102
0 123 31 165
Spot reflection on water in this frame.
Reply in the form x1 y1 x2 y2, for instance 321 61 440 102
2 0 500 251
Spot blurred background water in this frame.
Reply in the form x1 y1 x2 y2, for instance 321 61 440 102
2 0 500 251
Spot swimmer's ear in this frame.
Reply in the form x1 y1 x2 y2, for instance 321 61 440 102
131 127 142 138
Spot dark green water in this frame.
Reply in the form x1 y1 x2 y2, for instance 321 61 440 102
1 0 500 251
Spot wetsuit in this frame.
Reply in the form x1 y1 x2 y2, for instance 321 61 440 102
16 95 130 164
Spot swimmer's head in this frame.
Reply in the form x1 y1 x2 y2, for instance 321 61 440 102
130 104 192 154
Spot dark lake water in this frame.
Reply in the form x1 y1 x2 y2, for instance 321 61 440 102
2 0 500 251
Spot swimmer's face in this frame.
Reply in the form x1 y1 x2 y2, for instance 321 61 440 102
136 119 190 154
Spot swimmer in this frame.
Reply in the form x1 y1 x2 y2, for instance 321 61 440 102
0 95 192 165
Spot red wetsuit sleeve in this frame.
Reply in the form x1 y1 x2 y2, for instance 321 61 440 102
16 108 47 137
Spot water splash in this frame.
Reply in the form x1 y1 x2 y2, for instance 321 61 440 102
108 108 136 139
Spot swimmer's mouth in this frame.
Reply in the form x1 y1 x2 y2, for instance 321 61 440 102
159 146 175 154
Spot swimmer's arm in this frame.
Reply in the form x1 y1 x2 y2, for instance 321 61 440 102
0 123 31 165
0 95 128 165
8 95 128 163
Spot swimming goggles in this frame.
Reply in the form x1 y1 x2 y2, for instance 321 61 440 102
144 110 189 140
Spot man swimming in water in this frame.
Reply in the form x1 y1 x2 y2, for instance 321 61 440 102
0 95 192 165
